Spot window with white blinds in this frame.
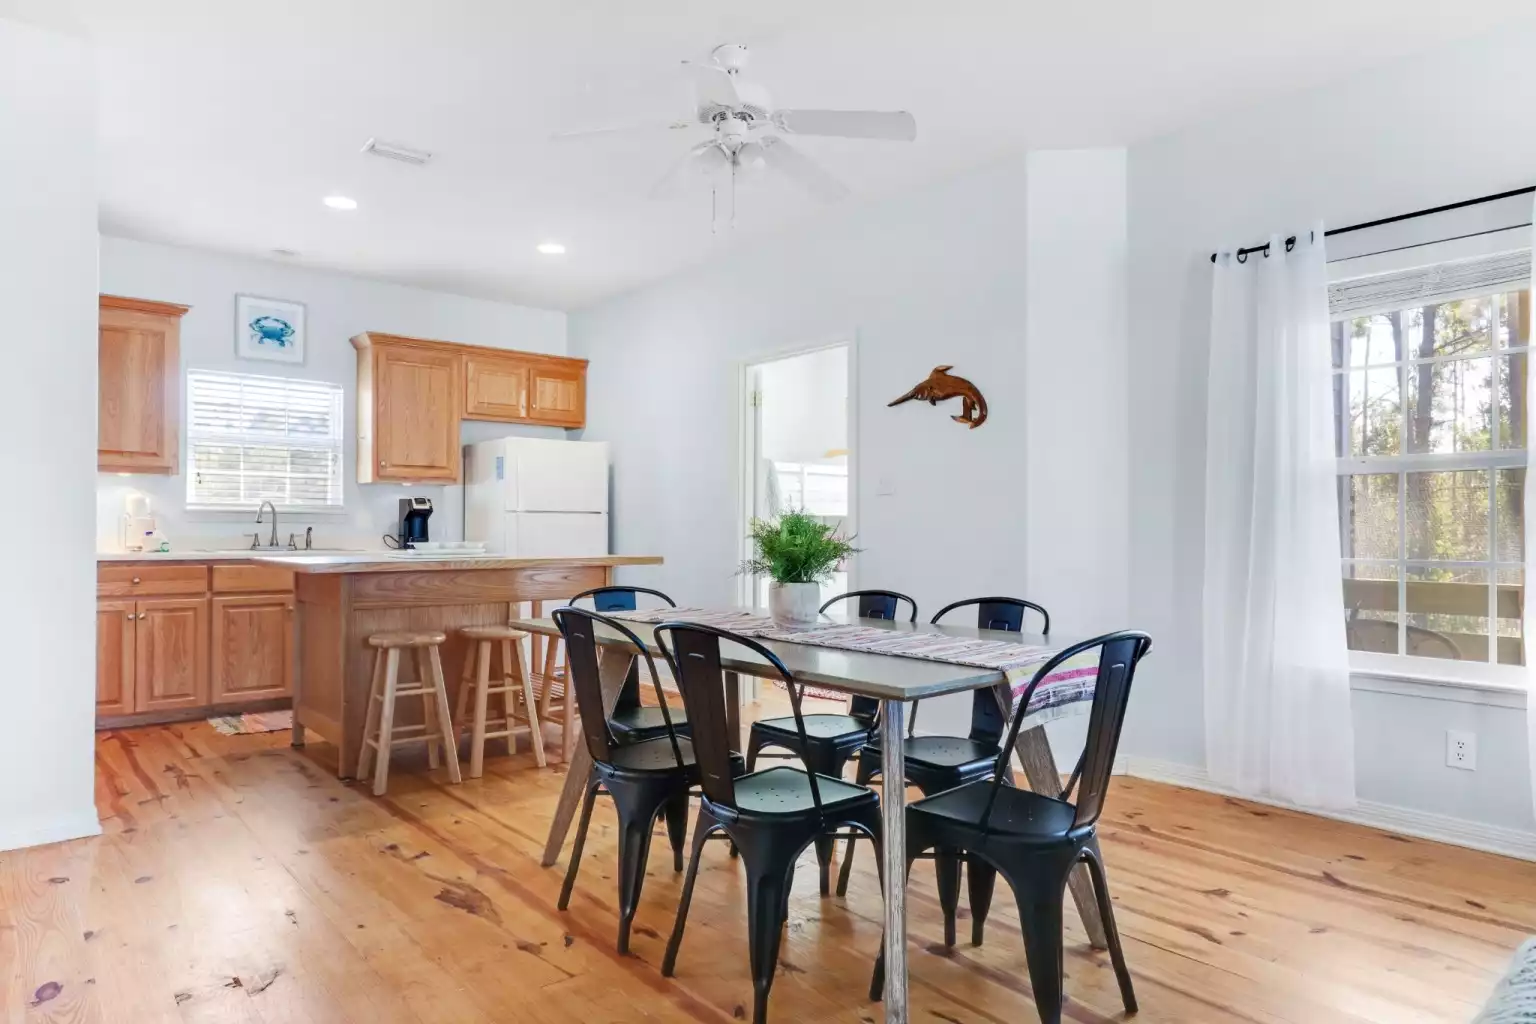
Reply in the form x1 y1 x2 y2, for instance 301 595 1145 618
185 371 345 510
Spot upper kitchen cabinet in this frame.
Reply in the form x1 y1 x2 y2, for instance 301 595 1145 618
352 332 589 483
353 333 462 483
98 295 189 473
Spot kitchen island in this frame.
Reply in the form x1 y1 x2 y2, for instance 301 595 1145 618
255 553 662 777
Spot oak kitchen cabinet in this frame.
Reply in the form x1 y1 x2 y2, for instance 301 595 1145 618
98 294 189 474
353 332 588 483
95 561 295 725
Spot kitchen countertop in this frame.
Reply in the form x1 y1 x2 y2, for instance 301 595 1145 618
97 549 368 563
250 553 664 574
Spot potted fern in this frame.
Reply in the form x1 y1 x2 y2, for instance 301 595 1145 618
740 510 858 623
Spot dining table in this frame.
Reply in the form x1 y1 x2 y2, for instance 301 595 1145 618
514 609 1108 1024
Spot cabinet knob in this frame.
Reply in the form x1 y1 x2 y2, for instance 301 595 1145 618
380 460 388 468
131 576 141 584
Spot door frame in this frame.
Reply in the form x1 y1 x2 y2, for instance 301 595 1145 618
732 332 861 613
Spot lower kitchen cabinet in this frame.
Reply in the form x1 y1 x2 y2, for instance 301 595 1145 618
95 599 137 717
211 594 294 702
134 597 211 713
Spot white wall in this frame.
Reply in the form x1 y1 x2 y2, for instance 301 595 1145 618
0 18 101 851
571 149 1133 741
1126 24 1536 832
96 237 567 551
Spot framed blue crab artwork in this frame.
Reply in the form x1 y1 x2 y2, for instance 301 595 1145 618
235 294 306 364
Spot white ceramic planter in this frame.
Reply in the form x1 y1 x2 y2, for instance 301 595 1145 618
769 581 821 624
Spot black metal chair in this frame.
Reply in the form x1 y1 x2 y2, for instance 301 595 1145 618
870 630 1152 1024
552 606 742 954
568 585 683 744
744 589 915 894
656 621 885 1024
837 596 1048 905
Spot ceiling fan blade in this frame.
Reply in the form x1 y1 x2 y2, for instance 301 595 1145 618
759 137 849 201
648 142 727 199
682 59 741 109
550 120 695 142
773 109 917 141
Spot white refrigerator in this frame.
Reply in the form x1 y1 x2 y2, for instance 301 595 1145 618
463 437 610 557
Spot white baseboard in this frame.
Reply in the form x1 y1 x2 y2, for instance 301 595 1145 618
0 807 101 853
1118 756 1536 863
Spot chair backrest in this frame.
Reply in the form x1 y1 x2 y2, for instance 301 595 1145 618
928 596 1051 740
568 587 677 709
981 630 1152 832
819 589 917 722
552 606 685 768
655 621 824 815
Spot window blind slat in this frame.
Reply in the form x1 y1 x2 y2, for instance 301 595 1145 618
1330 249 1532 318
186 371 344 510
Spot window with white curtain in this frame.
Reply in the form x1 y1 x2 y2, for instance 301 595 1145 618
1331 253 1529 671
185 370 345 510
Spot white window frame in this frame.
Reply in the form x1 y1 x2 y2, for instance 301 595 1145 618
184 370 346 515
1333 284 1529 690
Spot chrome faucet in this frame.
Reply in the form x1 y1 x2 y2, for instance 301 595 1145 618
256 500 278 548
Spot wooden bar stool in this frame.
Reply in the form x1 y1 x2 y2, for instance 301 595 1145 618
356 630 462 796
530 599 578 762
454 625 546 777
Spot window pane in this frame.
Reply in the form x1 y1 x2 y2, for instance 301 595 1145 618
1406 566 1488 662
1499 290 1531 350
1405 357 1493 454
1339 313 1402 368
1496 567 1524 666
1339 473 1399 560
1406 470 1488 560
1496 468 1525 563
1497 353 1527 450
1414 298 1494 360
1343 562 1399 655
1339 369 1401 456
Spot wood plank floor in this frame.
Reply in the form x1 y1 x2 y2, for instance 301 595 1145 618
1 718 1529 1023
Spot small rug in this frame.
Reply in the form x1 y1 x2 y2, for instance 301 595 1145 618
1476 938 1536 1022
208 710 293 736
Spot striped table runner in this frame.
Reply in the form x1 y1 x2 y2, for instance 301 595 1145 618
605 608 1099 725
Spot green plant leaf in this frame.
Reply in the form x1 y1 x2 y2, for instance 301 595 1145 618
738 509 859 585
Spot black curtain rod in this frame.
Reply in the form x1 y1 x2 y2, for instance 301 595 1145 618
1208 185 1535 264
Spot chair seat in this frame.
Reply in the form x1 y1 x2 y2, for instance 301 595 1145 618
753 713 870 744
367 629 446 648
731 765 877 817
910 779 1078 840
459 624 529 641
866 734 1000 771
606 734 702 773
611 704 688 739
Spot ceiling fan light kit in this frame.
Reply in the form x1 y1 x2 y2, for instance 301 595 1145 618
557 42 917 229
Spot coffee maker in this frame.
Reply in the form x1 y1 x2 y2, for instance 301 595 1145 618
398 497 432 548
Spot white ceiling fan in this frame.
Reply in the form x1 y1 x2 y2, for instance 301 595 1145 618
554 43 917 221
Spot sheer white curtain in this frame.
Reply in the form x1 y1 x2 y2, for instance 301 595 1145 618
1203 226 1357 809
1528 196 1536 822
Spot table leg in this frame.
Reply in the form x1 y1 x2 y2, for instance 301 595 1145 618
541 644 635 867
1009 712 1109 950
724 670 742 751
880 699 908 1024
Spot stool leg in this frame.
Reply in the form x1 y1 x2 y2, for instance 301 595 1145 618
416 648 441 771
469 639 492 779
372 648 402 797
508 637 546 767
356 648 387 780
428 646 463 784
454 643 475 743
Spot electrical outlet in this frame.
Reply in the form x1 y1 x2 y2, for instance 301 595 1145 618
1446 729 1477 771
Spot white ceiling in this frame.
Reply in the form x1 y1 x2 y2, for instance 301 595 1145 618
9 0 1534 309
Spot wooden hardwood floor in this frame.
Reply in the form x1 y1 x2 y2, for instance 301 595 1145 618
1 720 1529 1023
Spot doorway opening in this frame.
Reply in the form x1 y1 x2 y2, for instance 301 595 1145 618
737 341 855 612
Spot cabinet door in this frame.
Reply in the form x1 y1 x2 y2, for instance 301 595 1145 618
96 599 136 717
528 360 586 428
134 598 210 713
464 351 529 422
211 595 294 703
98 299 185 473
375 344 460 481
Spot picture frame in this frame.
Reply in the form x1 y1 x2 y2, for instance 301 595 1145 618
235 294 306 364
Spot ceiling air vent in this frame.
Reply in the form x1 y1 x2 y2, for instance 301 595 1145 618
360 138 432 167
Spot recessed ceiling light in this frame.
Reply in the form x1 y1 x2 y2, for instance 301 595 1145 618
323 195 358 211
536 241 567 255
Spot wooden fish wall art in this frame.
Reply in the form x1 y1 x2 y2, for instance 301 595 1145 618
888 365 987 429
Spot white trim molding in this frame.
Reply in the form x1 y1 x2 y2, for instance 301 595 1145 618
0 806 101 854
1119 756 1536 863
